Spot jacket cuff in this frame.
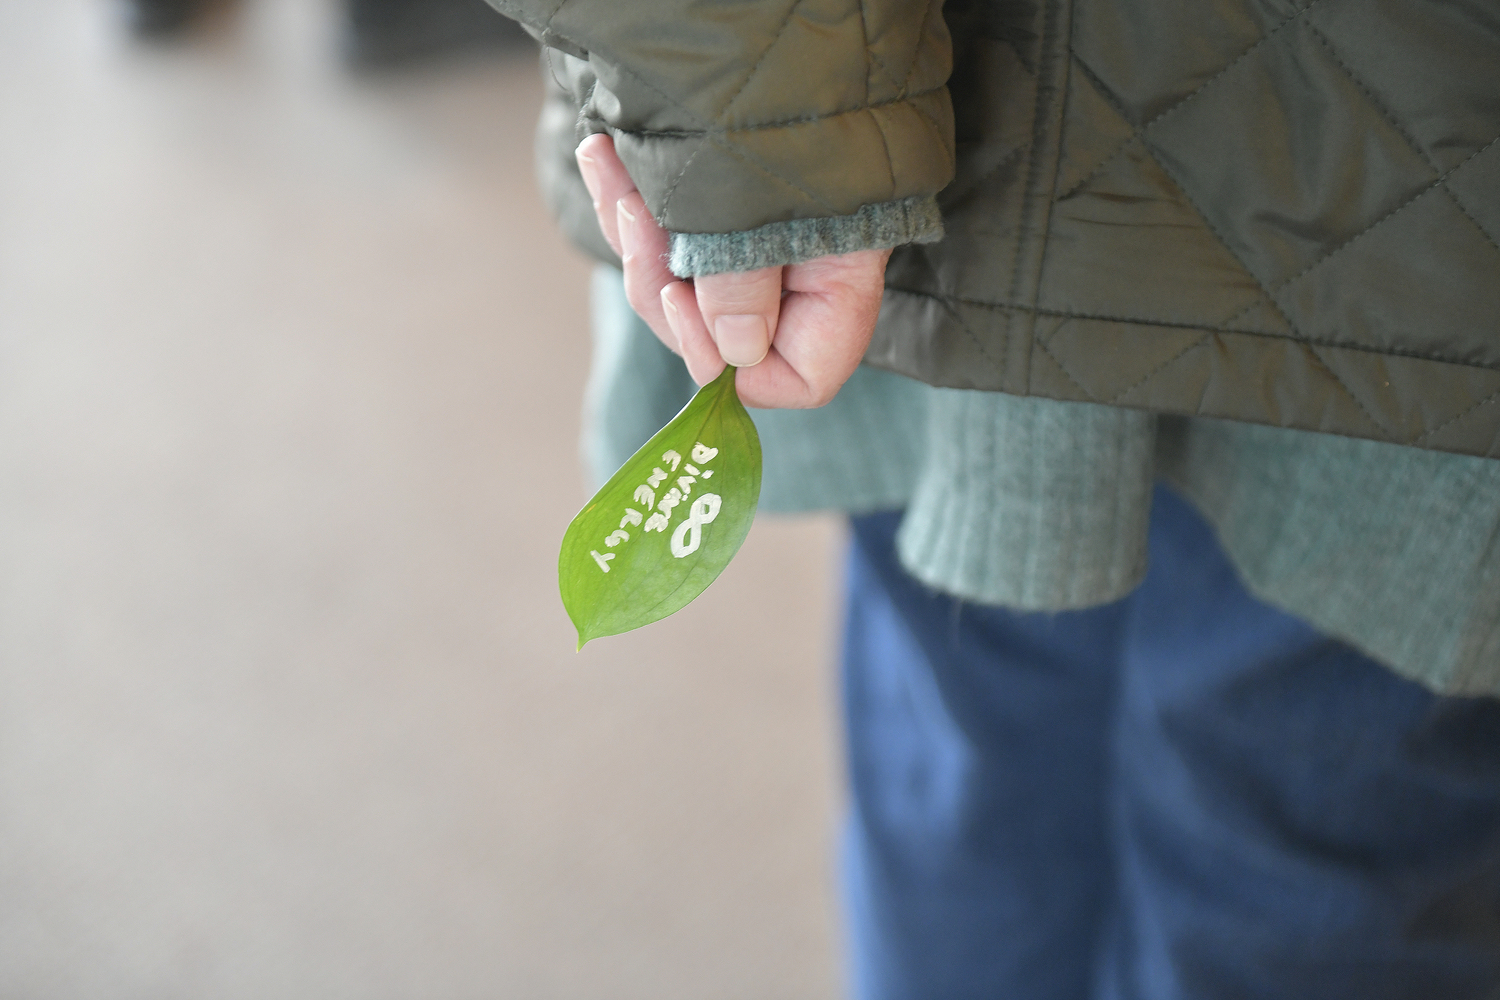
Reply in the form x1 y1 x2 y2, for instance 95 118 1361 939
667 195 943 278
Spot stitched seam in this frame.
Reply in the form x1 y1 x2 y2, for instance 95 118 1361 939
903 91 957 174
951 306 1005 372
1028 23 1075 343
889 287 1500 443
1006 0 1057 347
1217 296 1266 331
1068 62 1302 341
1057 52 1172 204
1306 345 1394 437
883 258 1007 376
566 10 949 224
901 0 936 94
1303 27 1500 282
1108 333 1212 404
887 286 1283 335
869 108 897 196
637 98 948 226
925 291 1007 373
539 0 946 160
596 58 712 130
1415 390 1500 446
1034 335 1100 400
1273 134 1500 291
715 0 806 124
616 88 949 138
1060 0 1333 203
947 143 1030 204
658 139 707 225
867 47 905 95
1137 140 1302 333
1002 36 1037 77
870 108 900 196
1056 54 1290 335
708 135 841 214
881 285 1500 371
1054 118 1134 202
941 143 1030 209
1444 186 1500 257
540 0 572 32
1304 24 1436 171
1088 44 1500 334
856 0 871 105
539 0 945 182
857 0 895 194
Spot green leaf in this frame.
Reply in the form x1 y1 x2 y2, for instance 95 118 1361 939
559 366 762 649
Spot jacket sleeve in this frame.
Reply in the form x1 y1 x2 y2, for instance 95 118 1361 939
489 0 954 276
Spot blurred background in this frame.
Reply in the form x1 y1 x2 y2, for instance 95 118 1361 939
0 1 845 996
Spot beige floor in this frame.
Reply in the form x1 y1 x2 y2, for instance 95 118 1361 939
0 2 844 997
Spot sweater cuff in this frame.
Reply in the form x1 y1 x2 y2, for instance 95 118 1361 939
667 195 943 278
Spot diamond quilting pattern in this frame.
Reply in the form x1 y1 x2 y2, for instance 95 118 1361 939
1052 55 1136 198
1033 0 1500 449
1041 136 1277 331
1036 315 1209 403
1444 140 1500 254
1069 0 1301 125
1305 0 1500 173
715 3 867 129
1277 187 1500 368
1310 347 1500 445
875 0 1499 452
1144 22 1439 288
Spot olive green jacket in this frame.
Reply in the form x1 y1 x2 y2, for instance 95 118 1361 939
495 0 1500 458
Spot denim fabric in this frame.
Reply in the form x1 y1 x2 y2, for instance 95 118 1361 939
842 486 1500 1000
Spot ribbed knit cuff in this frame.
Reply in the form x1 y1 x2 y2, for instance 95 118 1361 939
667 195 943 277
895 391 1157 610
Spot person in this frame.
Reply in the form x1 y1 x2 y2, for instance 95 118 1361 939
493 1 1500 996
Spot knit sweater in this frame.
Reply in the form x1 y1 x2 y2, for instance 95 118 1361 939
586 267 1500 698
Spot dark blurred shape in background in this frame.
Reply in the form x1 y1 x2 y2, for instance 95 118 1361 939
342 0 531 67
125 0 533 67
126 0 199 37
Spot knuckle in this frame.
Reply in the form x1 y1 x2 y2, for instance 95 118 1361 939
697 268 780 314
803 374 842 408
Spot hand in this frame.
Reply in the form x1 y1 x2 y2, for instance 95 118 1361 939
574 133 889 409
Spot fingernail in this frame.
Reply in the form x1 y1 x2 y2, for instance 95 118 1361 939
661 289 683 351
714 315 770 367
576 151 601 202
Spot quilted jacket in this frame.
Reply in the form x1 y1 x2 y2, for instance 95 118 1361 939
495 0 1500 459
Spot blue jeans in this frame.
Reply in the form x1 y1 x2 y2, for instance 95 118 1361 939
841 486 1500 1000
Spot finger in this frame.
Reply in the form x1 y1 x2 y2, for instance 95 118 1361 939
772 249 885 380
693 267 784 369
733 292 869 408
661 281 726 385
575 133 637 256
617 190 678 350
734 249 889 408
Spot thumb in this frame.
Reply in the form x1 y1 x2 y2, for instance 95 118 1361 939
692 266 784 368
